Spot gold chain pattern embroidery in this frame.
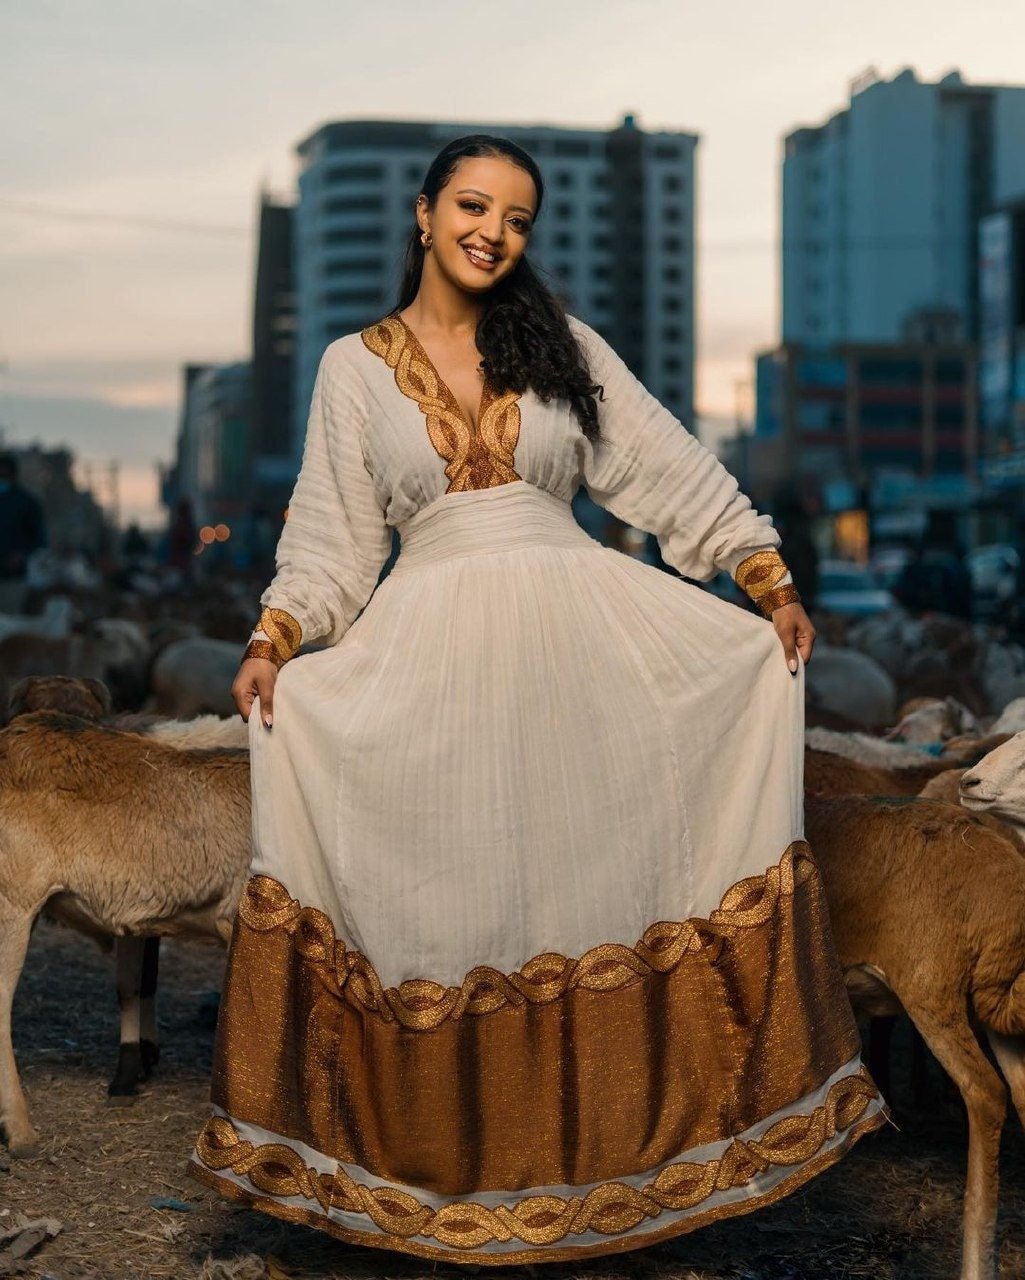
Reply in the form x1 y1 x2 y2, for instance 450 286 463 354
238 841 815 1031
360 315 522 492
194 1066 879 1250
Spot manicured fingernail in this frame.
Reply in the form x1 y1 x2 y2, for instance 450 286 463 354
263 714 273 728
788 658 798 673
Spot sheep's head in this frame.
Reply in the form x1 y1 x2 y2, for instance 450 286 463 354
960 729 1025 823
885 695 977 745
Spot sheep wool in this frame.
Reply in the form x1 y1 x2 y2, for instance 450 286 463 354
187 312 887 1266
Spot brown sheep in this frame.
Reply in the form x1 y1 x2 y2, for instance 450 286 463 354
0 711 251 1157
807 795 1025 1280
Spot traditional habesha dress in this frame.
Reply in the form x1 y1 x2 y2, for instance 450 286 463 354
187 311 887 1265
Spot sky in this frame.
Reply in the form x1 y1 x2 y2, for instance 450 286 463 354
2 0 1024 528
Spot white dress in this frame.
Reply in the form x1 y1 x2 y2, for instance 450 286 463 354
188 313 886 1265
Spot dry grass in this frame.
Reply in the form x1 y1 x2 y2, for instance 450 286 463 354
3 921 1025 1279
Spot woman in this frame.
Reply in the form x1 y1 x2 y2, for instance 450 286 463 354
188 134 886 1265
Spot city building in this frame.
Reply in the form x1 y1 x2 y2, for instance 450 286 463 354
250 191 297 519
169 361 252 528
290 113 697 464
783 66 1025 346
746 339 980 552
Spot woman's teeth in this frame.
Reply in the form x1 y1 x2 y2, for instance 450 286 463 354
462 245 498 268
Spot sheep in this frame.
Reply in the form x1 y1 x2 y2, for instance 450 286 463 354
148 636 242 718
886 695 980 744
802 641 897 729
960 730 1025 826
807 794 1025 1280
0 710 251 1157
3 677 249 1102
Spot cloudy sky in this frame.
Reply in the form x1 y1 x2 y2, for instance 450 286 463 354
2 0 1023 526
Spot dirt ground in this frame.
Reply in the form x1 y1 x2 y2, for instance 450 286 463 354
3 919 1025 1280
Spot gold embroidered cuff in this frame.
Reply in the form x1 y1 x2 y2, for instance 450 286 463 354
757 583 802 617
242 638 285 669
735 548 790 601
253 607 302 667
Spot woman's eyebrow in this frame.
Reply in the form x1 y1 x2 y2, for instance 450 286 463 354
455 188 534 217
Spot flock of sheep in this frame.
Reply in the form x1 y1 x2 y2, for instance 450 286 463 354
3 593 1025 1280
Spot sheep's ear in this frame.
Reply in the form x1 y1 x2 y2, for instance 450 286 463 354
83 677 113 713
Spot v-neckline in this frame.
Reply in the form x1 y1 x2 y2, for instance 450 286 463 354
394 313 489 435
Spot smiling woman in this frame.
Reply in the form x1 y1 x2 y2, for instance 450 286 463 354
188 134 884 1267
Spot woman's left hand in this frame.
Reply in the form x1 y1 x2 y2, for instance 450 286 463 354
771 601 815 674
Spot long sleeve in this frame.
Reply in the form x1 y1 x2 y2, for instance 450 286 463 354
250 343 392 651
569 314 791 587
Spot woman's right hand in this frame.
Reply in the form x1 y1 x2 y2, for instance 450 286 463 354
232 657 278 727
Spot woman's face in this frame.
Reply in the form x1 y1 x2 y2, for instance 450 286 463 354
417 154 538 295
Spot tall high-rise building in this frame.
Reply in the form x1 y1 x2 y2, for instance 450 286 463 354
782 67 1025 346
251 192 297 515
290 114 697 462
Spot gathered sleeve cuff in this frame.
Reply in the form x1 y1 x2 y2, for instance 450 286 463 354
569 315 799 613
243 343 392 660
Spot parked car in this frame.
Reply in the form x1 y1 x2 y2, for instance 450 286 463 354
816 559 895 618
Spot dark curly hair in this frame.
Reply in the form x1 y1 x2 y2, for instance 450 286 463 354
389 134 605 444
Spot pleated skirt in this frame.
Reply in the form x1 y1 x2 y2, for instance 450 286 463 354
188 480 886 1264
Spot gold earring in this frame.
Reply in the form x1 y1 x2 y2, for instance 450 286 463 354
421 230 433 249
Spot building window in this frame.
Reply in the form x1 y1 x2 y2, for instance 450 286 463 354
662 173 683 192
591 171 609 189
321 194 385 216
323 162 385 183
664 234 682 253
554 138 591 157
591 232 612 251
664 265 682 283
554 170 574 188
664 325 683 344
653 143 683 160
554 200 573 219
664 295 682 313
663 206 682 223
554 231 574 249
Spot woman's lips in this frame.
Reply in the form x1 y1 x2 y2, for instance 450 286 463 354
461 244 499 270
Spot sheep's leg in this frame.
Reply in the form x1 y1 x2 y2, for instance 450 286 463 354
909 1004 1006 1280
0 904 39 1156
867 1014 896 1103
108 937 160 1101
139 936 160 1075
985 1030 1025 1134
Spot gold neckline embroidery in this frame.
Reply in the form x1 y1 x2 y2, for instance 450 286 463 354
361 314 523 493
394 314 489 434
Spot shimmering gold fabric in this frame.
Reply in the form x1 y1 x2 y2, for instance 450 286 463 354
756 583 802 618
735 549 790 602
192 1065 878 1254
241 638 283 669
257 606 302 661
360 315 522 492
204 842 862 1198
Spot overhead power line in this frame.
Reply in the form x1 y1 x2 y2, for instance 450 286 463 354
0 197 991 254
0 197 252 238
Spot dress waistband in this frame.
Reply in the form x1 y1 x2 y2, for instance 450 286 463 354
393 480 600 571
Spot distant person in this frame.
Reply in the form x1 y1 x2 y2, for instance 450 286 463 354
773 493 820 610
166 497 197 577
0 453 47 599
893 542 972 620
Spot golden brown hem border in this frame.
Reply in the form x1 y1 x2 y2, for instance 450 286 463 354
186 1105 887 1267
